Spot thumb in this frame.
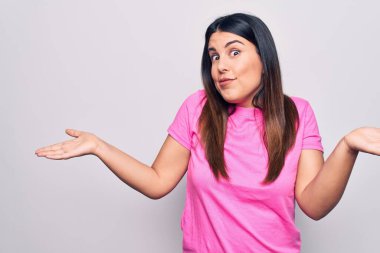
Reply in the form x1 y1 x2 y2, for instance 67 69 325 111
65 128 81 137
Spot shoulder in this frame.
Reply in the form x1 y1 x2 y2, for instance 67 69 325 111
289 96 310 107
289 96 321 126
188 89 207 101
182 89 207 108
289 96 313 115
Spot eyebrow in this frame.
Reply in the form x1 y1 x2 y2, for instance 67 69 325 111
208 40 245 52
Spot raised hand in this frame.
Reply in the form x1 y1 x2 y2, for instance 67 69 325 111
343 127 380 156
35 129 100 160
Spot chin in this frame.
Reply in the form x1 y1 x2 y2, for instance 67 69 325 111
219 91 239 102
221 96 240 105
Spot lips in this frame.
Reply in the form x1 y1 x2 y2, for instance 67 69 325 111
219 77 236 86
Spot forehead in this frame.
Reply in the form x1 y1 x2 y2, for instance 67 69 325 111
208 31 251 47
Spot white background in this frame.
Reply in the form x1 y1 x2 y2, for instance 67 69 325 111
1 0 379 252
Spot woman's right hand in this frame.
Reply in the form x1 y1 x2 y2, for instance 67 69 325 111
35 129 101 160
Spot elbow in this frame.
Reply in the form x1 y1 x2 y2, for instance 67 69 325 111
308 213 323 221
146 192 161 200
147 191 167 200
142 181 167 200
145 178 174 200
149 194 163 200
298 202 328 221
148 183 174 200
305 209 330 221
298 196 334 221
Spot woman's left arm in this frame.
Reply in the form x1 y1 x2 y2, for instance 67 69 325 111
295 127 380 220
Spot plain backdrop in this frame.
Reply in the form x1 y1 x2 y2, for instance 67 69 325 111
1 0 380 252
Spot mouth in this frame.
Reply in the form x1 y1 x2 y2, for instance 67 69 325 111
218 78 236 87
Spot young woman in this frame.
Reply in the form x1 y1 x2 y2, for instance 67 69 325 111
35 13 380 252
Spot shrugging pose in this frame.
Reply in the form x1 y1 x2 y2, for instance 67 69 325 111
35 13 380 253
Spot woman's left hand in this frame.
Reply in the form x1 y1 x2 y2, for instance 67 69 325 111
343 127 380 156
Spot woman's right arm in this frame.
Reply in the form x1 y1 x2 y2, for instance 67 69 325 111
35 129 191 200
95 134 190 200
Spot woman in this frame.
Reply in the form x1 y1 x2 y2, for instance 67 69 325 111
35 13 380 252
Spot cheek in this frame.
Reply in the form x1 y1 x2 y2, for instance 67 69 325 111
210 65 217 81
238 63 262 84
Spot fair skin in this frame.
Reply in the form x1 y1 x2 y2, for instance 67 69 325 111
208 31 263 107
35 31 380 221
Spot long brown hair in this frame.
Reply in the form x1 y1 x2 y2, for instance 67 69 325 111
199 13 299 184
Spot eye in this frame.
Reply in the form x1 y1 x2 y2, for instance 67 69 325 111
210 54 219 61
231 50 240 56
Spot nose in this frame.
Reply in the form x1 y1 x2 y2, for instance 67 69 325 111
216 56 229 73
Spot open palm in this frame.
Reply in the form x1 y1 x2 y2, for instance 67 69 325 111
344 127 380 156
35 129 99 160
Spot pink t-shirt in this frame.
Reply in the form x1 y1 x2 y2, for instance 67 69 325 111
167 89 324 253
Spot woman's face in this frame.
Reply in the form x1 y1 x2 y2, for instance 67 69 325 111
208 31 263 108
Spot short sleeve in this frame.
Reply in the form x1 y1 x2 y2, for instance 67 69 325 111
302 102 324 153
167 94 193 151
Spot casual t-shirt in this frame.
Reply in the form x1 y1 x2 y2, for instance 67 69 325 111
167 89 324 253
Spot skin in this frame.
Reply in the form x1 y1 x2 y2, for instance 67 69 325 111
208 31 263 108
34 32 380 221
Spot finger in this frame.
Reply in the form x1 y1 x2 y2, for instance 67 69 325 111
35 142 64 153
45 152 72 160
65 129 82 138
36 149 65 157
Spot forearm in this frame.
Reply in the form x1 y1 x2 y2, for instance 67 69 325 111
94 138 161 200
300 137 359 220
